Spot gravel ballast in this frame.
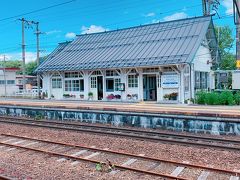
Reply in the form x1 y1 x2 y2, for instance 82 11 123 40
0 123 240 179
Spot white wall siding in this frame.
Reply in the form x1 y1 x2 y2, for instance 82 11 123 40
193 45 212 72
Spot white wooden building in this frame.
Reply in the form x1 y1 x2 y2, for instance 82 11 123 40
36 16 218 103
0 68 19 96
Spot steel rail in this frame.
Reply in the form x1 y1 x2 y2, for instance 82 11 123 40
1 133 239 177
1 116 240 144
1 118 240 152
0 175 14 180
0 141 187 180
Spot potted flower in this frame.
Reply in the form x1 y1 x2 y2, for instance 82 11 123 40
169 92 178 100
163 94 170 100
63 94 70 98
106 94 115 100
127 94 132 100
132 94 138 100
187 98 194 104
88 92 93 100
115 94 121 100
80 94 84 99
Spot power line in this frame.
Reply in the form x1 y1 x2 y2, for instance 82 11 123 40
29 0 180 23
0 0 76 22
0 14 233 53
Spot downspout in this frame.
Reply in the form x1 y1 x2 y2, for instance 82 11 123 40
187 63 193 100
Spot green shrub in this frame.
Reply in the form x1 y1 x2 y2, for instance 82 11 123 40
219 91 235 105
195 91 207 104
88 92 93 97
234 92 240 105
205 92 220 105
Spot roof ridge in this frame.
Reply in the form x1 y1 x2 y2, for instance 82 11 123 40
76 15 212 37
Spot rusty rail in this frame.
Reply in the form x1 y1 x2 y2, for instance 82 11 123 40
0 140 187 180
0 174 14 180
1 133 240 177
1 117 240 152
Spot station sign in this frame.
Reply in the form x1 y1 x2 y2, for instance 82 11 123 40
161 74 179 88
116 83 125 91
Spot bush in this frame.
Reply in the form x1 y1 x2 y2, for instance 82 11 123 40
195 91 207 104
195 91 239 106
205 92 220 105
234 91 240 105
219 91 235 105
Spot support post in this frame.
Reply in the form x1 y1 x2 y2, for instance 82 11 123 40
20 18 26 93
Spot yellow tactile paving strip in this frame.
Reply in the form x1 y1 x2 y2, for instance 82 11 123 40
0 99 240 118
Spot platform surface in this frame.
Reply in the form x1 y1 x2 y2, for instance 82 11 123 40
0 98 239 118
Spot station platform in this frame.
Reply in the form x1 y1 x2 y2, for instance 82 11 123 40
0 98 239 119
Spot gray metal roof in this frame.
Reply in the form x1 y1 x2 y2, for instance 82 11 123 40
36 16 214 72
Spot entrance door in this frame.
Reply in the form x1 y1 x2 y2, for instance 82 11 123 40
143 75 157 101
97 76 103 100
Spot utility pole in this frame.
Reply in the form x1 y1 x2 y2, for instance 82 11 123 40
202 0 220 16
35 22 41 99
202 0 207 16
18 18 42 96
234 0 240 70
19 18 27 93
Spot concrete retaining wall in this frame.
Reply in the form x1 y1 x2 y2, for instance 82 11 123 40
0 105 240 135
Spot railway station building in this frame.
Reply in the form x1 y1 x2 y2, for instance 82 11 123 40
36 15 218 103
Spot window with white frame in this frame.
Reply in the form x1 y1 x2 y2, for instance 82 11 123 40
143 68 159 73
106 79 114 92
106 70 119 76
64 79 84 91
195 71 208 90
52 78 62 89
65 72 82 78
90 77 97 88
65 80 72 91
128 75 138 88
0 80 5 85
92 71 102 76
114 78 121 91
72 80 80 91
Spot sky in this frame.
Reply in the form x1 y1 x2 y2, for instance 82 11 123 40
0 0 235 63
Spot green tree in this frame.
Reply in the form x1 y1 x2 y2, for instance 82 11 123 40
215 26 236 70
26 61 37 75
0 60 22 68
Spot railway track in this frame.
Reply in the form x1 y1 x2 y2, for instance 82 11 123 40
0 116 240 152
0 174 13 180
0 133 239 179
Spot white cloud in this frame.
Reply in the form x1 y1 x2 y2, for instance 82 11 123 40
81 25 108 34
5 52 37 63
144 12 155 17
65 32 76 39
46 30 61 35
152 19 160 23
163 12 188 21
222 0 233 15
